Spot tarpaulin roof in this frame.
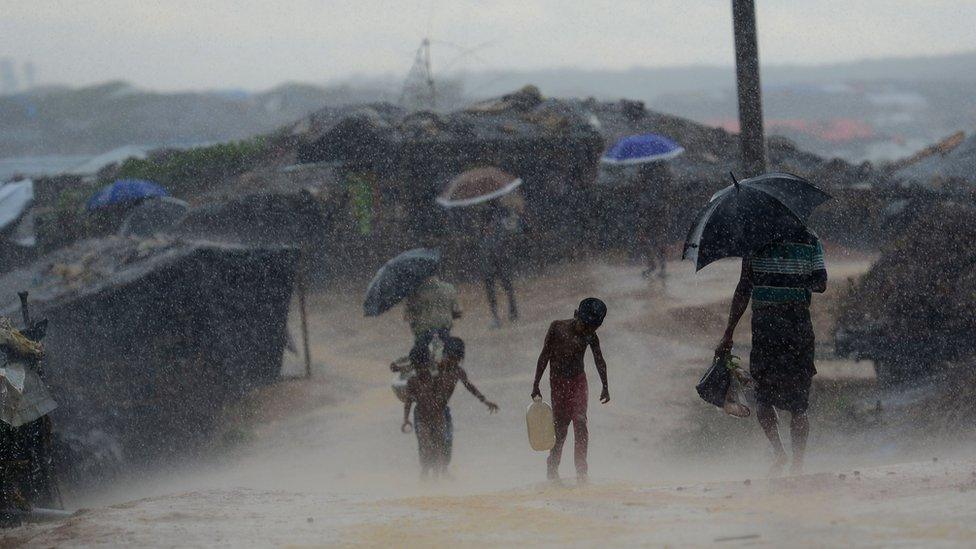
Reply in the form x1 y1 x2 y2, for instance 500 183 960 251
295 86 603 165
0 236 270 317
0 179 33 232
893 132 976 188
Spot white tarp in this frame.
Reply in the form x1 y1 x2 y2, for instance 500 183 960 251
0 359 57 427
0 179 33 232
10 209 36 247
69 145 149 176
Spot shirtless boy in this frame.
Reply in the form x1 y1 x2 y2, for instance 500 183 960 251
401 336 498 479
531 298 609 484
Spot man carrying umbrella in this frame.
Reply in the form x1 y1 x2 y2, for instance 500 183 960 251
599 133 684 280
635 161 676 280
363 248 461 347
685 173 830 476
404 273 462 345
479 203 521 328
436 167 524 328
716 227 826 475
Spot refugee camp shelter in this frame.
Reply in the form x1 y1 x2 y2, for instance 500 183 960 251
893 132 975 190
835 201 976 384
0 236 299 480
174 162 339 281
294 86 605 269
285 87 894 267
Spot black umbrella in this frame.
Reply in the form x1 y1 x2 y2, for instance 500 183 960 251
682 172 831 271
364 248 441 317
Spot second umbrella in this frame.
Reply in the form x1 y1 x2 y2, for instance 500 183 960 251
364 248 441 317
436 167 522 208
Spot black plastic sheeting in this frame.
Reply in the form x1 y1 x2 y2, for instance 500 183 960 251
0 237 299 483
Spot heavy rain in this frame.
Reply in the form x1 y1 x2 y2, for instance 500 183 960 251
2 1 976 546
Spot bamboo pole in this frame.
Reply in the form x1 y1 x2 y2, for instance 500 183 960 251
297 254 312 378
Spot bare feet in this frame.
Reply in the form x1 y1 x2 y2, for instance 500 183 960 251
547 466 560 484
768 453 788 477
789 458 804 476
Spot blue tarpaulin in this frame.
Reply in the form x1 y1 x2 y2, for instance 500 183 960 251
601 134 684 165
87 179 169 211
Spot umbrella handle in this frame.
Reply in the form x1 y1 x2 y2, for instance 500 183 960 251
17 291 30 327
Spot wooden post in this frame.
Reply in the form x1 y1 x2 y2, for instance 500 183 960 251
297 254 312 378
732 0 767 177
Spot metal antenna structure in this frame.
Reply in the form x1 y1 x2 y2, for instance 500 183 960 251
400 38 437 111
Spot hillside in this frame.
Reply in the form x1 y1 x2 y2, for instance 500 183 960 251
3 51 974 163
0 81 394 157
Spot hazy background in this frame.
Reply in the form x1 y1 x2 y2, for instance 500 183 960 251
2 1 976 166
4 0 976 90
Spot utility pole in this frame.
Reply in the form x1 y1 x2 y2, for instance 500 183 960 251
732 0 767 176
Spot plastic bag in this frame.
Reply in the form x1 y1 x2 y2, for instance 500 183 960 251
697 352 753 414
696 352 732 407
723 373 751 418
722 354 754 418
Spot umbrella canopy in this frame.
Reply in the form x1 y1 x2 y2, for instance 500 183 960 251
119 196 189 238
436 167 522 208
683 172 831 271
364 248 441 317
601 133 684 166
86 179 169 211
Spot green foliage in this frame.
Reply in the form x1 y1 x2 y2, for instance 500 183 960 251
35 180 102 251
345 173 374 236
105 137 270 197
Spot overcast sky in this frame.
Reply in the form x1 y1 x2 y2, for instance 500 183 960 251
3 0 976 91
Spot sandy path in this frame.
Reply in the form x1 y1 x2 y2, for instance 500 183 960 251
5 254 976 547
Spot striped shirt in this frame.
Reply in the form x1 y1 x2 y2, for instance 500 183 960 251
749 235 826 308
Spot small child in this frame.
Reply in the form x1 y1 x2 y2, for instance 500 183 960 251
401 336 497 479
531 298 609 484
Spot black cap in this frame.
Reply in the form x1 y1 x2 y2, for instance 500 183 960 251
409 342 431 366
577 297 607 328
443 336 465 361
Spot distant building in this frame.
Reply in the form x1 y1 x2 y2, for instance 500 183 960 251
22 61 36 90
0 58 19 95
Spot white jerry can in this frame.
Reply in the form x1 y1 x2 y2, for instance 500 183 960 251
526 396 556 451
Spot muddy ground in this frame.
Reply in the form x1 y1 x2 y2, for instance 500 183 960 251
5 250 976 547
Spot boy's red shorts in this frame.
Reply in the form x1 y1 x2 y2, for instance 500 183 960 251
551 373 588 420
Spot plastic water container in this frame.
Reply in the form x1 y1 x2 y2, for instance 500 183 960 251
526 396 556 451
